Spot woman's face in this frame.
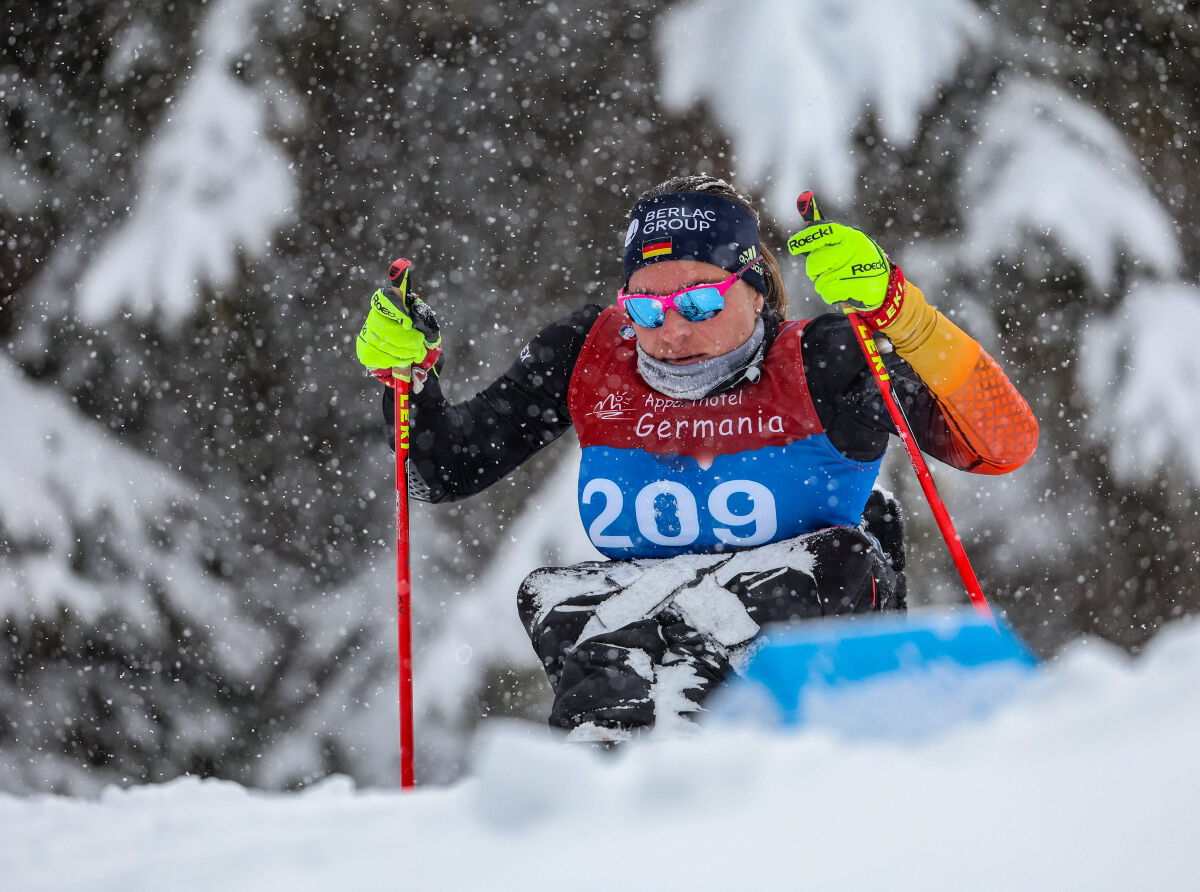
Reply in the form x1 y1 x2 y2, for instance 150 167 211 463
626 260 765 365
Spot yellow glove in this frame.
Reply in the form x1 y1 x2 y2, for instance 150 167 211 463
355 261 442 371
787 221 891 310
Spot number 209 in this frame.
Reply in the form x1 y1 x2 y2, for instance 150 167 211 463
582 477 777 548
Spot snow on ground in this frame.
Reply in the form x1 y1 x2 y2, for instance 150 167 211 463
4 618 1198 891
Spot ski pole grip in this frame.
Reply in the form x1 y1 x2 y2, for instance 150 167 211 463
388 257 412 290
797 192 855 314
386 257 413 312
797 191 823 225
386 257 414 383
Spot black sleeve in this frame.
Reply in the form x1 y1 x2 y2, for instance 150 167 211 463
382 304 603 502
802 313 946 462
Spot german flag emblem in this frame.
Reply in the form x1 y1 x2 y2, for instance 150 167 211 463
641 238 672 259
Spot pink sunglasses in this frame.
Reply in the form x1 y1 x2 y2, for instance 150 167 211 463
617 260 762 328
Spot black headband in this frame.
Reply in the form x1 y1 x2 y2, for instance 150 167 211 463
623 191 765 293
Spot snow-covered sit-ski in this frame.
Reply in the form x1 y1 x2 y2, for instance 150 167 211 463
356 174 1039 754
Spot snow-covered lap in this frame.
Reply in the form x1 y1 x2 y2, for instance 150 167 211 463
4 621 1199 891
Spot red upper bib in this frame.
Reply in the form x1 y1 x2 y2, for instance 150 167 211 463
566 308 882 558
568 306 823 464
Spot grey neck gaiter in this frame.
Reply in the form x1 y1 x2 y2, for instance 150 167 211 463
636 317 766 401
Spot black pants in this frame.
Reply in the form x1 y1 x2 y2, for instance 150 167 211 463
517 516 905 734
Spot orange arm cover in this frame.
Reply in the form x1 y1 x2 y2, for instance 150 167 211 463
880 283 1038 474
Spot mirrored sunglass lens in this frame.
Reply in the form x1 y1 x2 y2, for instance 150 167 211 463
676 287 724 321
624 297 665 327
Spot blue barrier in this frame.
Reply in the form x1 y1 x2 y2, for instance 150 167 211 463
711 609 1038 738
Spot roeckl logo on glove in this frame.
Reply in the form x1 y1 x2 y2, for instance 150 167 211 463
371 290 399 318
787 226 833 252
850 260 887 275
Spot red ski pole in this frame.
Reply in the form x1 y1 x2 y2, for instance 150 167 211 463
387 257 416 788
796 192 994 622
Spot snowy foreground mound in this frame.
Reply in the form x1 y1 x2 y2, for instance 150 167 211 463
5 622 1199 891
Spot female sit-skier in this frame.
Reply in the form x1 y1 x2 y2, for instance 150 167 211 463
355 175 1038 742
